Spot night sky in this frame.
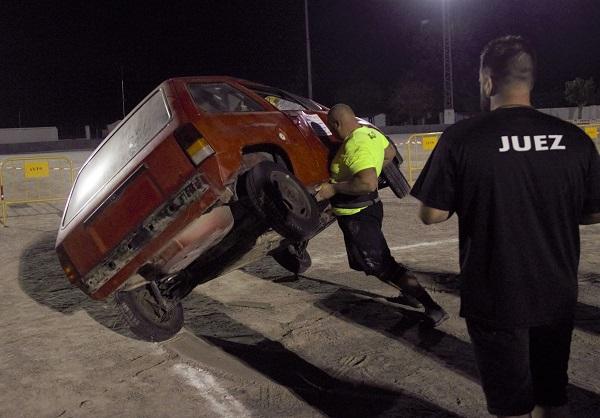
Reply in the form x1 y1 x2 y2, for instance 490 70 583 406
2 0 600 134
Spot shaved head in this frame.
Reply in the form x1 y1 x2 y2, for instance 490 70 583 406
327 103 360 140
480 35 536 89
479 35 536 110
329 103 355 120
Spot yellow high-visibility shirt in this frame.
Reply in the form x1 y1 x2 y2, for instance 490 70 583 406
330 126 389 216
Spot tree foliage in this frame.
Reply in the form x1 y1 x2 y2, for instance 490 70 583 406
565 77 596 119
387 77 437 124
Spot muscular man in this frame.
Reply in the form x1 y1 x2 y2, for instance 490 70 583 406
316 103 448 327
411 35 600 417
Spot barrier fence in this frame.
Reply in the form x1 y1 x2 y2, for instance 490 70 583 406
580 123 600 153
0 155 74 225
402 123 600 184
404 132 442 184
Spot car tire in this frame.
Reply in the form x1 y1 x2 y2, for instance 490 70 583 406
245 161 320 242
271 240 312 274
114 284 184 342
381 161 411 198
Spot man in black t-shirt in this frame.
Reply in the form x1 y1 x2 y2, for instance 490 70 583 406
411 35 600 418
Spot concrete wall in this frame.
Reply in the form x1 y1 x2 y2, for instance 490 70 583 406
0 138 101 155
0 127 59 144
381 124 448 135
538 105 600 122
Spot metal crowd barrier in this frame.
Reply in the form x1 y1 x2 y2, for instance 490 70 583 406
405 132 442 184
579 123 600 153
0 155 74 225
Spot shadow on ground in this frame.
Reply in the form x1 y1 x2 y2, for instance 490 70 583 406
18 231 133 337
243 257 600 418
182 291 460 418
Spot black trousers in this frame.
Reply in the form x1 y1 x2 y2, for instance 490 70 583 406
336 201 406 279
466 318 573 416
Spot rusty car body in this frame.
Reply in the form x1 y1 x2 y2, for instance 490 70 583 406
55 76 409 340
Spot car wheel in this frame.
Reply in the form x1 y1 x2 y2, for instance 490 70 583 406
245 161 320 242
381 160 411 198
271 240 312 274
114 284 184 342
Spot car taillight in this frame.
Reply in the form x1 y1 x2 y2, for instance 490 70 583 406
63 264 79 282
174 123 215 165
56 248 80 284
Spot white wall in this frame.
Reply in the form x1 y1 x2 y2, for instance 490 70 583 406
538 105 600 122
0 127 59 144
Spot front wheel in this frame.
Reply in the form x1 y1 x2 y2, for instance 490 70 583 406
380 141 410 198
115 284 184 342
381 161 411 198
245 161 320 242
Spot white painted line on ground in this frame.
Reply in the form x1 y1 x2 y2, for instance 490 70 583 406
389 238 458 251
312 238 458 264
172 363 252 418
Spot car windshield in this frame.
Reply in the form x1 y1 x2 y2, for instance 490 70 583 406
188 83 264 113
63 89 171 226
241 82 327 112
252 91 307 111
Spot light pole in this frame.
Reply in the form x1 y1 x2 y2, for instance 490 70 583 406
120 65 126 118
442 0 455 124
304 0 313 99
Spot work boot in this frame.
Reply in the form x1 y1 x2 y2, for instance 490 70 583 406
401 284 449 327
424 305 449 327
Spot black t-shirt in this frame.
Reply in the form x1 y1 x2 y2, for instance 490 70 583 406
411 107 600 327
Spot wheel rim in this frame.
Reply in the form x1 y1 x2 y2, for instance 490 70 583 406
269 171 312 220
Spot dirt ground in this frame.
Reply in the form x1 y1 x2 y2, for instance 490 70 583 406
1 186 600 418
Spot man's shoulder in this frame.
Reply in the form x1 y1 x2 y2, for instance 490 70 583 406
436 114 490 148
443 112 491 136
440 109 588 142
351 126 383 139
347 126 385 146
527 110 586 132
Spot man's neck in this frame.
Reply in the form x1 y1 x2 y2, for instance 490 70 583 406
343 124 362 140
490 93 532 111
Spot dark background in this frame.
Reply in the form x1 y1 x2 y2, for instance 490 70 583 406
2 0 599 133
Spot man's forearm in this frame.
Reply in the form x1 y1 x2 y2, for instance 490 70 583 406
332 177 376 196
418 204 451 225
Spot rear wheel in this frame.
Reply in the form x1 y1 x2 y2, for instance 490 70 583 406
115 283 184 342
245 161 320 242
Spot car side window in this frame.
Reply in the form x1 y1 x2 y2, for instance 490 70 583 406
188 83 264 113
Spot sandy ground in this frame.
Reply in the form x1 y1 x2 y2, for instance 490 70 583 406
2 183 600 417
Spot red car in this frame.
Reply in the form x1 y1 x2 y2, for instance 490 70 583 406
55 77 409 341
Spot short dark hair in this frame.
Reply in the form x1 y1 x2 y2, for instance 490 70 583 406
480 35 537 89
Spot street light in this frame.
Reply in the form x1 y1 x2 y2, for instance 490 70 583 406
304 0 313 99
442 0 455 124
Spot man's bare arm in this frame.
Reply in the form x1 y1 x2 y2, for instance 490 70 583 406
581 212 600 225
315 168 378 201
418 203 451 225
332 168 378 195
